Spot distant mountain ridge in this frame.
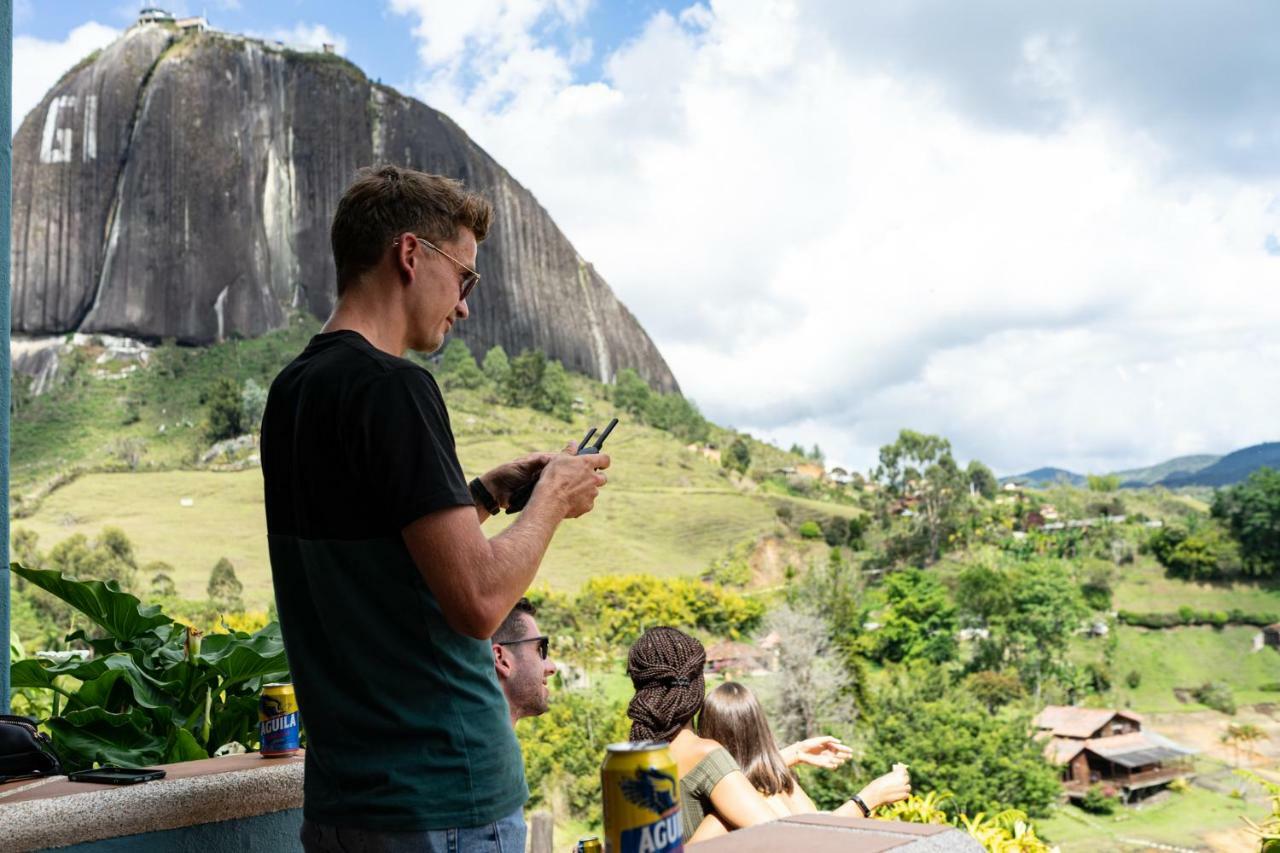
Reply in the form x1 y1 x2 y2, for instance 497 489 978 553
1000 443 1278 489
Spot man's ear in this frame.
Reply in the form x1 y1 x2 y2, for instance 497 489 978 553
492 643 513 678
395 234 417 285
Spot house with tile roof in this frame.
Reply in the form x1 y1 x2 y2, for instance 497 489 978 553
1033 705 1196 802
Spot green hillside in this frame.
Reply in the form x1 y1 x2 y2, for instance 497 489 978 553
9 321 855 609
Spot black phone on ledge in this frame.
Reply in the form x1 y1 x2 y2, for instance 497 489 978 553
67 767 166 785
506 418 618 513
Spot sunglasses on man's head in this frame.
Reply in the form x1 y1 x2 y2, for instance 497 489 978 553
496 635 549 660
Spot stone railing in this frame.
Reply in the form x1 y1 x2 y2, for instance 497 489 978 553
0 753 304 852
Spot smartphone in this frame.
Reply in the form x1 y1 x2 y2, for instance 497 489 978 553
506 417 620 513
67 767 166 785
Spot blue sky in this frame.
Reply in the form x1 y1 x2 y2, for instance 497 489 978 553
13 1 1280 475
15 1 686 95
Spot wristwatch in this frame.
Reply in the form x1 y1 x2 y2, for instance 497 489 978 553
469 477 501 515
850 793 871 818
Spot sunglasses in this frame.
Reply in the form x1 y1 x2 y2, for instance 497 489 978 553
393 234 481 301
496 635 550 660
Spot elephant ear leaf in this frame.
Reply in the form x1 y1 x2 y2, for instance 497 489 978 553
198 630 289 687
11 564 171 642
47 708 167 771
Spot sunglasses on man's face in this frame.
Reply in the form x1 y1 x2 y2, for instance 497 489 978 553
497 635 549 660
393 234 481 301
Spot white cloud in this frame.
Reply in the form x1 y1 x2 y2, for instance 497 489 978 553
266 23 349 55
392 0 1280 475
12 21 120 133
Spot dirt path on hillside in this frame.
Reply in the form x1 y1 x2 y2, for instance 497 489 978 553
1147 705 1280 768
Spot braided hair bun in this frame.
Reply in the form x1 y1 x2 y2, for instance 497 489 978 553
626 627 707 743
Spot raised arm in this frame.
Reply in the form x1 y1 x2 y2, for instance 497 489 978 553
403 450 609 638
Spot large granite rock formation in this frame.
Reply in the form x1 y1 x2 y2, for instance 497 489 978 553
13 22 678 391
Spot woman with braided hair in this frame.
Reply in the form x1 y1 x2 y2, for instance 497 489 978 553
627 627 910 844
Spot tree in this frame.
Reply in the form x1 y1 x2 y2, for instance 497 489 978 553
810 444 824 462
241 378 268 431
537 359 574 421
505 349 547 407
645 393 710 444
867 568 957 665
1212 467 1280 576
874 430 966 561
723 437 751 475
1149 523 1242 580
482 345 511 390
1086 474 1120 493
518 689 631 820
612 368 653 417
789 443 806 457
964 671 1024 714
439 339 486 390
966 460 998 500
207 558 245 612
764 605 856 744
987 560 1090 700
856 673 1060 819
206 377 244 441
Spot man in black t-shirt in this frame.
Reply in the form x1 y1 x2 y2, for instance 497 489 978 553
261 165 609 852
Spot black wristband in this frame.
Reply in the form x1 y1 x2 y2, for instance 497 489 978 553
850 794 870 818
469 477 501 515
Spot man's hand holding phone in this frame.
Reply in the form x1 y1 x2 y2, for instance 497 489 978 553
537 448 610 518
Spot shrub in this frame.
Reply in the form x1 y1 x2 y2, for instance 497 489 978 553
1126 670 1142 689
722 437 751 475
1193 681 1237 715
1080 784 1120 815
208 558 245 613
205 377 244 441
798 521 823 540
241 378 268 430
1168 776 1190 794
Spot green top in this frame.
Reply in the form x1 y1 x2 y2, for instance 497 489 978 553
262 332 528 830
680 747 741 841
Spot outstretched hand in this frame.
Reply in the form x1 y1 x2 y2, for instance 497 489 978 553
779 736 854 770
857 763 911 812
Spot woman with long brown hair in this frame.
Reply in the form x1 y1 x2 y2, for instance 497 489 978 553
697 680 910 838
626 627 910 844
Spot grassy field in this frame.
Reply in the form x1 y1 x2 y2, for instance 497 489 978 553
11 342 858 608
1112 554 1280 615
11 320 872 608
1036 784 1262 851
1112 625 1280 712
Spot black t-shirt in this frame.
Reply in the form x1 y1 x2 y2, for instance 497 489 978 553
260 330 527 830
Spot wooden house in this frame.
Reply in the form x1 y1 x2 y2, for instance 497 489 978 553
1034 706 1195 802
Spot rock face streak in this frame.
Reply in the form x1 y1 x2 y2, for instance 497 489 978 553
13 25 678 391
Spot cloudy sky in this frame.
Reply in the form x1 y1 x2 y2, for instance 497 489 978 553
17 1 1280 476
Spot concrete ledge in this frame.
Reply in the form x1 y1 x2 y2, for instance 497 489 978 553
0 752 304 852
691 813 985 852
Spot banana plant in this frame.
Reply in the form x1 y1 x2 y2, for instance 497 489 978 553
8 564 290 771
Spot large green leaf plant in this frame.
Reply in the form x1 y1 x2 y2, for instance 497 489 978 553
8 564 290 771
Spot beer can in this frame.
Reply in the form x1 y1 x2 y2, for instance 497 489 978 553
602 741 683 853
576 838 602 853
259 682 300 757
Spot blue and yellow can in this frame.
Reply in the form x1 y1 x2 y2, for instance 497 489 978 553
602 741 683 853
259 682 299 757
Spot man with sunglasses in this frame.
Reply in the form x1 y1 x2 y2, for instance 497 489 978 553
492 599 557 725
262 165 610 853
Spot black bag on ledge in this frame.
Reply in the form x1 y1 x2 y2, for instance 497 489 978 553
0 715 63 783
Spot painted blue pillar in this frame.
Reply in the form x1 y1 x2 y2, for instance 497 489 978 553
1 0 13 715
